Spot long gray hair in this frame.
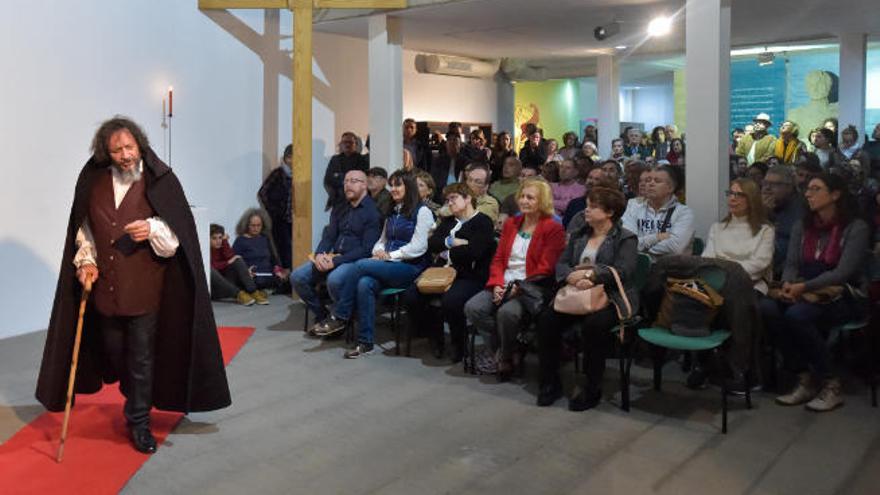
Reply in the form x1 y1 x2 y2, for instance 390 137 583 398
235 207 280 265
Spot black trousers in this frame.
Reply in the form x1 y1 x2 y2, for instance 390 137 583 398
273 218 293 270
404 278 484 352
100 312 157 429
537 305 618 387
211 258 258 300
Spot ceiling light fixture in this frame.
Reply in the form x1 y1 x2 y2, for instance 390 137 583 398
647 16 672 37
614 45 628 50
594 22 621 41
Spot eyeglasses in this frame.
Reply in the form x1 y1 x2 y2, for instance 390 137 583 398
725 190 747 199
343 178 365 184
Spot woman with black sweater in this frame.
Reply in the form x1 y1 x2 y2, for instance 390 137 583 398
404 182 496 362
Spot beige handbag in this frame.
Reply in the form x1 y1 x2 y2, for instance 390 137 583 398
553 265 632 321
416 266 457 294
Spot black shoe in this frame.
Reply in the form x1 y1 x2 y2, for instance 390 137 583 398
432 338 446 359
725 370 760 396
568 387 601 412
314 316 347 337
686 366 708 390
130 426 157 454
537 380 563 407
449 345 463 364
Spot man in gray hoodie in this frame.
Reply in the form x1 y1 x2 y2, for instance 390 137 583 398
621 165 695 257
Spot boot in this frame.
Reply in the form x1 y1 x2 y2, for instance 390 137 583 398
776 372 816 406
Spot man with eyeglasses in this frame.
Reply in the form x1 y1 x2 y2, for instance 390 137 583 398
291 169 381 334
762 165 805 278
459 162 499 223
323 131 369 211
621 165 695 257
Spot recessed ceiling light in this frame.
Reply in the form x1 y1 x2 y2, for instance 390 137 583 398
647 16 672 37
615 45 627 50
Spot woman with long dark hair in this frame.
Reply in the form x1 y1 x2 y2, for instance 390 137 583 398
760 173 870 412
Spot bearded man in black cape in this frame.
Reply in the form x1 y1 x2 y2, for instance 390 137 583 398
36 116 231 454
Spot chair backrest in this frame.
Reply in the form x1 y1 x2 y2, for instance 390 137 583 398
692 237 705 256
633 253 652 291
696 265 727 292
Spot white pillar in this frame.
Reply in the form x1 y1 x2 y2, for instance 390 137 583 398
685 0 731 239
368 15 402 170
262 9 281 178
839 33 867 138
496 75 515 136
597 54 620 157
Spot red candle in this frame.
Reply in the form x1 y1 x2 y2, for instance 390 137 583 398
168 86 173 117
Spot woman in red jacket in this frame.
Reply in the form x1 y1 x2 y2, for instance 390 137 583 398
464 178 566 380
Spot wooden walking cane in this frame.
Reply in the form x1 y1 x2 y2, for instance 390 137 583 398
56 278 92 463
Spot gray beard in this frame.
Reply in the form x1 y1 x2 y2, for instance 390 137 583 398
114 163 142 184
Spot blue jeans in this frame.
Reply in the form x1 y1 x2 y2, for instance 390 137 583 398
349 259 422 344
290 261 357 321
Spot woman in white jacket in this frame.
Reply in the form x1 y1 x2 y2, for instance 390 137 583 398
702 178 775 294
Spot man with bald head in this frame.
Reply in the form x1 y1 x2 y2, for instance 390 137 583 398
290 169 382 333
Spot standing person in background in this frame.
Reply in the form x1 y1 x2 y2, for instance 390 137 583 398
403 118 431 171
610 138 626 164
583 124 598 147
774 121 805 165
258 144 293 269
624 128 650 159
462 129 492 164
431 132 466 197
519 130 547 169
736 113 776 164
490 130 516 182
559 132 580 160
324 131 369 211
666 138 686 166
650 126 669 160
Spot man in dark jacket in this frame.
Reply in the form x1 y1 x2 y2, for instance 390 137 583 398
403 118 431 172
36 116 230 454
323 131 369 210
291 169 381 333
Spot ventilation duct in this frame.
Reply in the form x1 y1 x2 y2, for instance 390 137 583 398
415 54 499 79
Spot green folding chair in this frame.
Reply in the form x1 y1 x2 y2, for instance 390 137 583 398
637 265 751 433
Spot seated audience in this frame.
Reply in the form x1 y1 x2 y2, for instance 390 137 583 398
319 171 433 358
622 160 647 199
461 162 499 222
489 156 523 204
703 178 775 294
367 167 393 218
497 165 539 229
747 161 768 186
536 187 638 410
464 179 566 380
760 173 870 412
404 182 496 362
413 169 442 216
795 155 823 193
624 128 650 159
258 144 293 269
541 160 560 183
621 166 695 257
812 128 840 170
462 129 492 164
323 131 369 211
291 169 382 330
762 165 805 278
431 132 466 197
232 208 289 304
210 223 259 305
490 131 516 181
650 126 669 160
578 141 601 164
610 138 626 164
562 166 608 229
666 138 685 166
559 131 580 160
551 159 587 216
544 138 563 163
519 130 547 168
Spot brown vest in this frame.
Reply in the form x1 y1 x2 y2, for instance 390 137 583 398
88 170 168 316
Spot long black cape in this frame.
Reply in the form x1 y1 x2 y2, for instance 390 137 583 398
35 148 232 413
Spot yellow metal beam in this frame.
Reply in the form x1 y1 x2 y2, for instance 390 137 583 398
291 5 313 266
315 0 406 8
198 0 288 9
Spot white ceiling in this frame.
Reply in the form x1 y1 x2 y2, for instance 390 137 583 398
312 0 880 80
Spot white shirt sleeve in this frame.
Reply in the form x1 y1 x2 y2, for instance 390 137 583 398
74 218 97 268
389 206 433 261
146 217 180 258
737 225 775 282
373 221 388 255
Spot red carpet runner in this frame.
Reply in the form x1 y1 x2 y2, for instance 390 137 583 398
0 326 254 495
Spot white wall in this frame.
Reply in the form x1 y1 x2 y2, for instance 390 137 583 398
0 3 370 338
402 50 498 127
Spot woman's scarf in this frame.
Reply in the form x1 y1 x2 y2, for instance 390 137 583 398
802 216 844 267
774 137 799 164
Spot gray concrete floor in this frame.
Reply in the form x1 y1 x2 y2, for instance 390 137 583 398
2 294 880 494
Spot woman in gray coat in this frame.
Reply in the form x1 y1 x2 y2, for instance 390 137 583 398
537 187 639 411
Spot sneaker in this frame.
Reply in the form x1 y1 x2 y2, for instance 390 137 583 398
805 378 844 412
314 317 347 337
306 319 326 336
776 372 816 406
344 343 374 359
253 290 269 305
236 291 255 306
